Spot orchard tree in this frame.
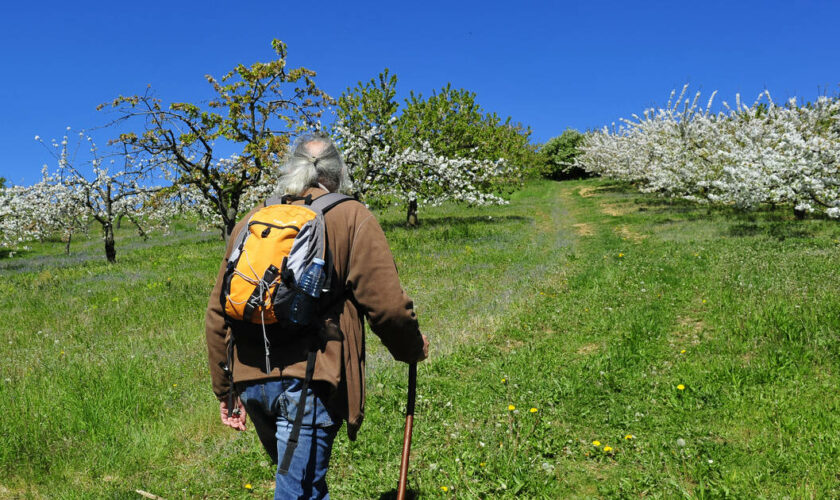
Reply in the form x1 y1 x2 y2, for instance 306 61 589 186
397 83 535 170
102 39 332 240
1 136 90 251
335 70 529 224
37 129 162 262
539 129 588 180
334 69 400 200
577 85 840 219
336 120 514 225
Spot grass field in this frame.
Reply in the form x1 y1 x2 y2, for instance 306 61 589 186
1 179 839 498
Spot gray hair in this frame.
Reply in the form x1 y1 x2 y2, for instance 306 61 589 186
276 133 352 195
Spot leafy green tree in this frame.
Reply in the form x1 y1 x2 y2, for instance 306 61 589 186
102 39 332 240
0 177 6 189
397 84 534 167
539 129 588 180
335 72 532 224
334 69 400 199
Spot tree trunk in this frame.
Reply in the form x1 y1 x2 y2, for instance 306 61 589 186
406 198 419 227
116 213 124 229
793 207 807 220
104 223 116 263
223 207 238 243
64 231 72 255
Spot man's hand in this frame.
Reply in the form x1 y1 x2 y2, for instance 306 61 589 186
219 397 247 431
416 334 430 363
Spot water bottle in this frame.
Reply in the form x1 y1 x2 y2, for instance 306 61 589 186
289 258 325 325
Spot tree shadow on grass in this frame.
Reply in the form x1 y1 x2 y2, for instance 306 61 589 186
0 247 31 260
637 198 706 216
379 215 529 232
727 221 816 240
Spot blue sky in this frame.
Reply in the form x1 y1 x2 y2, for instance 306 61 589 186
2 0 838 185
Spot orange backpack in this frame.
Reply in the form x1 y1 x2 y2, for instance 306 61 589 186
221 192 351 328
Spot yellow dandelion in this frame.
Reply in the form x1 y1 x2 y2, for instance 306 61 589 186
501 378 507 384
60 350 65 355
173 384 177 387
529 407 538 413
624 434 634 440
677 384 685 391
441 486 449 492
592 440 601 447
479 462 486 467
603 446 613 452
680 349 686 354
618 253 624 258
702 299 707 304
508 404 516 411
244 483 252 490
585 307 589 312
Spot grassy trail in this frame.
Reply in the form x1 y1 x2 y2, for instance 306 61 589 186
1 180 839 498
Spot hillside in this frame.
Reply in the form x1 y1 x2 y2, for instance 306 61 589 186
1 179 839 498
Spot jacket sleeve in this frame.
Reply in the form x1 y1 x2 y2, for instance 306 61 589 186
347 213 424 363
205 233 237 401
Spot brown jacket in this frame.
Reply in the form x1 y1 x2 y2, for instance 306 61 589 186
205 187 424 439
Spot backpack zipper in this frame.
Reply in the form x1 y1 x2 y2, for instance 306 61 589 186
249 221 301 238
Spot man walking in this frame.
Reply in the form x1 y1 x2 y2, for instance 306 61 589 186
205 133 429 499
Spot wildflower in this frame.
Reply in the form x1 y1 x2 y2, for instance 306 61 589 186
624 434 634 440
173 384 177 387
508 404 516 411
529 407 538 413
244 483 252 489
592 440 601 447
702 299 707 304
603 446 613 452
676 438 686 447
618 253 624 258
680 349 686 354
479 462 486 467
677 384 685 391
440 486 449 492
501 378 507 384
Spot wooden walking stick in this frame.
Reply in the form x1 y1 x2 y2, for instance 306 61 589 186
397 362 417 500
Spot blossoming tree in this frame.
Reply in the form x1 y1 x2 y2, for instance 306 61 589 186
334 70 526 225
34 129 163 262
577 85 840 219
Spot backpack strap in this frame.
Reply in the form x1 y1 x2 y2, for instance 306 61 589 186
277 349 318 475
310 192 353 214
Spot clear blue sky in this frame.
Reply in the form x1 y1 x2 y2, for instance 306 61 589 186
2 0 838 185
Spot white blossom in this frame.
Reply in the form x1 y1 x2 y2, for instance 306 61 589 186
577 86 840 218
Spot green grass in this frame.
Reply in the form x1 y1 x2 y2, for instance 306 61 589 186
1 179 839 498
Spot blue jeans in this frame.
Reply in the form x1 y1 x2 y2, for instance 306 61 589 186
238 378 342 500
